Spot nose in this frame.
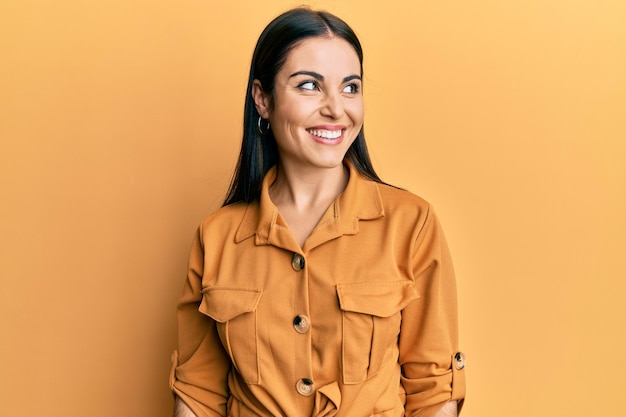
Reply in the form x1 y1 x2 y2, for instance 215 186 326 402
320 91 344 119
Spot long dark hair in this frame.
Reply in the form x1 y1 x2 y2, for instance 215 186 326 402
223 7 383 206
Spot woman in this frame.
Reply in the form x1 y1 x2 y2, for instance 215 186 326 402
170 7 465 417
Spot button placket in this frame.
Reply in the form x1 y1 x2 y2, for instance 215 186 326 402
289 251 312 397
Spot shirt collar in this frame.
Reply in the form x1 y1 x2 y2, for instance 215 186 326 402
235 161 384 252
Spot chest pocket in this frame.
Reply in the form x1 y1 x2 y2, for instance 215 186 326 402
200 287 262 384
336 281 418 385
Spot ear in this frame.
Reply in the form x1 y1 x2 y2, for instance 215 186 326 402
252 80 271 119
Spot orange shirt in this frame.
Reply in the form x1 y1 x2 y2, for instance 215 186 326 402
170 163 466 417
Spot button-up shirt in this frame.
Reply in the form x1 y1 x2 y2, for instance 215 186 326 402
170 163 465 417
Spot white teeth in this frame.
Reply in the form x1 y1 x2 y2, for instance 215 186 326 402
307 129 342 139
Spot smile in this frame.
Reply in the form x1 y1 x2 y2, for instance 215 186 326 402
306 129 343 140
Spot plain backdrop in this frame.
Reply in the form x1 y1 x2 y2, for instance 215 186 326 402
1 0 625 416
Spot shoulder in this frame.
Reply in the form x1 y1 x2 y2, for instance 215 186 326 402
375 182 433 221
197 201 251 237
373 182 449 255
367 181 447 241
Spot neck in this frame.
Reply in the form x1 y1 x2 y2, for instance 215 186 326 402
269 162 349 211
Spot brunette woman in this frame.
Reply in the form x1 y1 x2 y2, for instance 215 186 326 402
171 7 466 417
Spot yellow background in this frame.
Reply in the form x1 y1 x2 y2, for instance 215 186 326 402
1 0 625 416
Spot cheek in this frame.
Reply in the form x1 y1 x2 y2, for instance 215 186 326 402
346 100 364 125
271 101 309 126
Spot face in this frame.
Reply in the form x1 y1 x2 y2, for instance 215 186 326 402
253 36 364 173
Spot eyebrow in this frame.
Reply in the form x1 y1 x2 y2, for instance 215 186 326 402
289 71 362 83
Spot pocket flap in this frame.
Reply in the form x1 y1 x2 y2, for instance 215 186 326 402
199 287 262 322
336 281 418 317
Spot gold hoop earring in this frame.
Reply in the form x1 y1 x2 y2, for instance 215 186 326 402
257 116 270 135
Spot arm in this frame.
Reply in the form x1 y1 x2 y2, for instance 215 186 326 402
169 226 231 417
400 206 466 416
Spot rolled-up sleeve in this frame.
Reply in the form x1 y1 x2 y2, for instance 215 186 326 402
170 226 231 417
400 206 466 416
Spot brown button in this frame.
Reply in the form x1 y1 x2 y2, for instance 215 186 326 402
293 315 311 334
296 378 315 396
291 253 305 271
454 352 466 370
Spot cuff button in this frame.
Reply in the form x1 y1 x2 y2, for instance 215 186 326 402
454 352 466 370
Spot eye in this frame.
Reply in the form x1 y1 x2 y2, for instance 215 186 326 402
297 80 318 91
343 83 360 94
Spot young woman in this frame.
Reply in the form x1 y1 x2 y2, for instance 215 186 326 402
170 7 465 417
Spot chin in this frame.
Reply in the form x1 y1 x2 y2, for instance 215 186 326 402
312 156 348 170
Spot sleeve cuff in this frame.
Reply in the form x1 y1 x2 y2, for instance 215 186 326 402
451 352 466 413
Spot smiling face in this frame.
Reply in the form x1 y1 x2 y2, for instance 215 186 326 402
253 36 364 173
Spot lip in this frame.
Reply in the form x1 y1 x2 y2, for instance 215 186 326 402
306 125 346 145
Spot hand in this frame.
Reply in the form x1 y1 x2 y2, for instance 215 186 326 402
174 396 197 417
433 401 458 417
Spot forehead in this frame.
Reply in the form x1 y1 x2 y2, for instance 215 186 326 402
280 36 361 76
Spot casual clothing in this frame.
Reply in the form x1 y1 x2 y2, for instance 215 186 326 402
170 163 465 417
